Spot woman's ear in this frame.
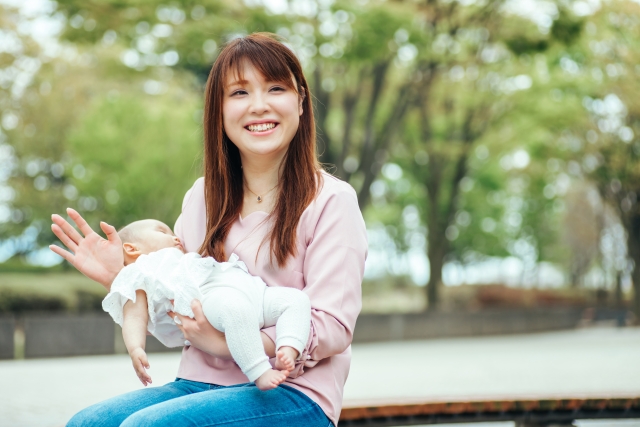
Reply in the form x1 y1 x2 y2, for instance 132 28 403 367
298 87 306 116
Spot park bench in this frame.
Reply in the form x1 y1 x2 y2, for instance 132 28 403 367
338 396 640 426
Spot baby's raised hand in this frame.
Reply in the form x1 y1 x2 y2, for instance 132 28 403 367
129 347 152 386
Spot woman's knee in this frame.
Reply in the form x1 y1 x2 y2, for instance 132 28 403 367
67 381 187 427
119 404 182 427
66 405 116 427
119 412 151 427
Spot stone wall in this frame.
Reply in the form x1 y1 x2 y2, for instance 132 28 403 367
0 307 611 359
0 317 14 359
352 308 585 343
24 313 115 358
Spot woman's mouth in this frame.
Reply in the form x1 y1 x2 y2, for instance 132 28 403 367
245 122 278 133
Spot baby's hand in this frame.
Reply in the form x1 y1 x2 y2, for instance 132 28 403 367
129 347 152 386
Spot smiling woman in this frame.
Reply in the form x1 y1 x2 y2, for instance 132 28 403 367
53 32 367 427
201 33 319 268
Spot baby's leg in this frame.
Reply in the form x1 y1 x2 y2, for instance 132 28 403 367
200 287 282 389
262 287 311 372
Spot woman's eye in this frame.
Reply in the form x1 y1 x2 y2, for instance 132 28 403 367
231 90 247 96
270 86 285 92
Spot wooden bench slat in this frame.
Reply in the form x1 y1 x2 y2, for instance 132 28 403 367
340 397 640 421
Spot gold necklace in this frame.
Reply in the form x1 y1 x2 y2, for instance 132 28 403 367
244 181 279 203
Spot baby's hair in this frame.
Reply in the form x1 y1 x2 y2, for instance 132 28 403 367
118 222 142 244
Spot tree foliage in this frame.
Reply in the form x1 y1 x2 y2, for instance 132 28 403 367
2 0 640 315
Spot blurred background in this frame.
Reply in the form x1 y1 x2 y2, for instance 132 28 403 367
1 0 640 329
3 1 640 426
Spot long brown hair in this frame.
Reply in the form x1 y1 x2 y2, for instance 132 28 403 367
199 33 321 267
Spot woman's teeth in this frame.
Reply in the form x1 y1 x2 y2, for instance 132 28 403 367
247 123 276 132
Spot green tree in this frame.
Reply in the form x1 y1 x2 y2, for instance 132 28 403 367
570 0 640 315
4 32 202 259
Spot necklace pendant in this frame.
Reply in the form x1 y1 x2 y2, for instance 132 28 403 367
257 196 262 203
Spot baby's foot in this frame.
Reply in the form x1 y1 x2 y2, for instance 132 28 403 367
255 369 288 391
275 346 298 372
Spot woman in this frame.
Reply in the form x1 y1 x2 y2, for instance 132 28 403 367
50 33 367 427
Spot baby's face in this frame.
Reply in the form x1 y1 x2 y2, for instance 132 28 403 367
132 220 185 255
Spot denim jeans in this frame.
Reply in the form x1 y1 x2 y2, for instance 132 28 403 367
67 378 333 427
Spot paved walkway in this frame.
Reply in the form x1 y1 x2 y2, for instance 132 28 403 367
1 327 640 427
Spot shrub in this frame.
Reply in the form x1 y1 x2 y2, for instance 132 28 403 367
75 290 105 312
0 290 67 314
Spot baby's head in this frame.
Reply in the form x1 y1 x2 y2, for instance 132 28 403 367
118 219 185 265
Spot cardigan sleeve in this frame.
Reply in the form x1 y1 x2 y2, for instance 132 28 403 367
264 185 367 376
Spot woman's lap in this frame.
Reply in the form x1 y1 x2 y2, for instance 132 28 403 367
67 379 331 427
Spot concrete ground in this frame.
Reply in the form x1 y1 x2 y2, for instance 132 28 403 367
1 327 640 427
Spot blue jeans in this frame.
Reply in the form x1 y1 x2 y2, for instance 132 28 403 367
67 378 333 427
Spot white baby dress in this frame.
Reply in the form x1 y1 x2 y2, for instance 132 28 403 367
102 247 251 347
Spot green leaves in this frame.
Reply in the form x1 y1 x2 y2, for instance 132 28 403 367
65 90 202 229
551 8 584 46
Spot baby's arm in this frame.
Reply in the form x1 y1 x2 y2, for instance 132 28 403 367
123 290 152 386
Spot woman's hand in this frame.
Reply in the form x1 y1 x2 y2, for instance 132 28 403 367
169 300 277 359
168 300 233 360
50 207 124 290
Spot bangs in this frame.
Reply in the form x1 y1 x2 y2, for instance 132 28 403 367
221 37 298 90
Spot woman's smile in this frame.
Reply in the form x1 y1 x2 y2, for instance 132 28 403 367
244 120 280 135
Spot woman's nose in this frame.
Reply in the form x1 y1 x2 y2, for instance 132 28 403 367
249 92 269 114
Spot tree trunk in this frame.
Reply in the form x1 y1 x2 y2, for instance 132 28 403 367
615 271 623 309
337 69 366 180
355 62 390 196
427 228 448 310
626 213 640 321
357 80 414 208
312 66 334 166
424 151 444 310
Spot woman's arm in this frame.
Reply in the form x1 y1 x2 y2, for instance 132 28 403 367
304 188 367 359
262 186 367 376
50 208 124 290
168 300 276 360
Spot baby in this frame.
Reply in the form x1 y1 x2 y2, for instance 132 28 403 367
102 219 310 391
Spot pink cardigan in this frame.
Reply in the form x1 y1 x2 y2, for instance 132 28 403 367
173 171 367 425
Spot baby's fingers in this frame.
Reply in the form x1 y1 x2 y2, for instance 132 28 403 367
139 352 150 369
135 364 152 386
136 372 152 386
132 354 152 385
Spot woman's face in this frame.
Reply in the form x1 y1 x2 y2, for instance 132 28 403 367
222 61 303 166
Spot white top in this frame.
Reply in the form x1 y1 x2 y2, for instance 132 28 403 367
102 247 254 347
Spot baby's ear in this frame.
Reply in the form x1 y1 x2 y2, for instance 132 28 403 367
123 243 142 266
123 242 140 255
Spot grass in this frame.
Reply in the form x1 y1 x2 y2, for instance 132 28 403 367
0 271 615 315
1 272 419 313
0 272 107 311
